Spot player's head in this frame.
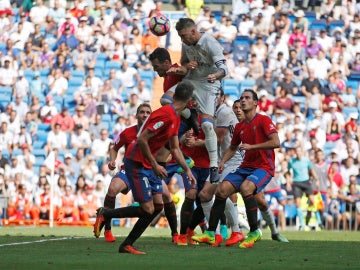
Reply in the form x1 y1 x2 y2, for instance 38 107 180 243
173 81 194 104
232 99 244 122
240 89 258 112
136 103 152 125
175 18 198 46
149 47 172 77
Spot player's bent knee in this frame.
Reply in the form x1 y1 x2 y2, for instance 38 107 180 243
201 120 214 134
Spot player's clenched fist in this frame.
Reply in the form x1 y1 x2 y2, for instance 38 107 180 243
108 161 116 171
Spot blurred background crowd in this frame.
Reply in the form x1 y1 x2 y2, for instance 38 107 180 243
0 0 359 231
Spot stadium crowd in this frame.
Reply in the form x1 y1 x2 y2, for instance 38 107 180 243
0 0 359 231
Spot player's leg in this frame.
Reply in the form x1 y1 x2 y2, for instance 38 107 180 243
239 169 272 248
118 170 164 254
162 180 179 242
192 180 236 244
224 195 246 246
256 192 289 243
200 115 220 183
292 183 306 230
101 173 129 241
119 196 164 255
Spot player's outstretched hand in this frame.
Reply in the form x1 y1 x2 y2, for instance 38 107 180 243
185 170 197 188
218 161 225 174
167 66 188 75
239 143 252 151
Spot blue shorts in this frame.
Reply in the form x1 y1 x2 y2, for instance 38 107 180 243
113 169 130 194
164 163 180 185
264 190 286 204
123 158 163 203
182 167 209 193
224 167 272 194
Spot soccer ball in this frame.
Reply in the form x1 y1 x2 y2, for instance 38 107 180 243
149 14 170 36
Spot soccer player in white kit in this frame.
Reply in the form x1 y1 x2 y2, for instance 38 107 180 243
169 18 228 184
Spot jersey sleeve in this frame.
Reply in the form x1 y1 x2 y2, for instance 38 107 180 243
230 123 242 146
262 115 278 136
216 107 235 128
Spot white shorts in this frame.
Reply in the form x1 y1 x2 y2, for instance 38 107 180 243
183 79 220 116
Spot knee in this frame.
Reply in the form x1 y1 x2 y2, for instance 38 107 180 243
185 189 197 200
240 180 256 196
214 184 229 199
141 204 155 215
199 189 212 202
107 178 123 196
201 120 214 134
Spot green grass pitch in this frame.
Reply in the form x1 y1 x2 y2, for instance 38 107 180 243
0 226 359 270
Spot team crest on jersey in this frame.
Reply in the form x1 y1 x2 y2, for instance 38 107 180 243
153 121 164 130
269 123 276 130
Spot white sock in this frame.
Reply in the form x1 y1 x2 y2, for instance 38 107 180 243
201 199 220 234
261 208 278 235
224 198 240 233
201 121 218 168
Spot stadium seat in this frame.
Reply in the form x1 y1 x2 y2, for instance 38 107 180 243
32 149 47 159
304 10 317 25
68 77 84 88
138 69 155 81
239 79 256 92
33 141 45 149
309 19 327 31
223 78 241 89
70 70 85 79
39 68 50 76
223 86 239 97
12 148 22 157
105 61 121 71
342 106 358 120
348 72 360 80
37 131 49 145
37 123 51 132
328 20 345 34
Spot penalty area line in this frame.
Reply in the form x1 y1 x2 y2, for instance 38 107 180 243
0 236 89 247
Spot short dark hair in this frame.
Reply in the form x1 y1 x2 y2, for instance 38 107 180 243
243 89 259 102
175 18 195 31
149 47 171 63
136 103 152 115
173 81 194 102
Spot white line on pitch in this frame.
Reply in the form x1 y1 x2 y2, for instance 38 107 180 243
0 236 87 247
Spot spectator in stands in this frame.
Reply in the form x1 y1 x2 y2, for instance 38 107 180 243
74 174 86 195
56 25 79 51
70 0 86 19
45 123 67 154
0 57 17 87
237 13 253 36
59 153 79 187
316 29 333 56
70 123 92 151
233 56 249 81
123 34 141 66
48 0 66 24
10 22 28 53
116 61 140 93
52 54 71 78
96 79 116 114
90 128 112 165
14 71 29 98
307 50 331 83
340 156 358 186
134 80 151 103
80 155 99 184
51 107 75 133
248 53 264 80
19 42 38 70
82 91 97 124
73 105 90 131
75 16 93 47
251 35 268 65
257 89 274 115
87 67 103 97
335 134 360 162
7 183 39 220
350 52 360 72
214 16 237 52
29 24 44 52
89 114 107 140
287 48 305 81
275 69 299 96
71 41 95 71
344 112 359 140
11 94 28 121
326 114 343 142
273 87 294 113
269 51 288 80
301 69 322 97
13 125 32 151
319 0 336 20
23 111 38 142
306 85 323 118
273 11 291 33
196 8 216 34
323 89 344 112
110 95 127 117
48 68 68 97
124 92 141 117
7 109 20 137
29 0 49 25
254 68 276 96
292 9 309 35
323 101 345 131
38 42 54 69
136 44 152 70
78 182 101 222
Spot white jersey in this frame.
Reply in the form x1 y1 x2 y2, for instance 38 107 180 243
215 103 244 168
181 32 225 115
